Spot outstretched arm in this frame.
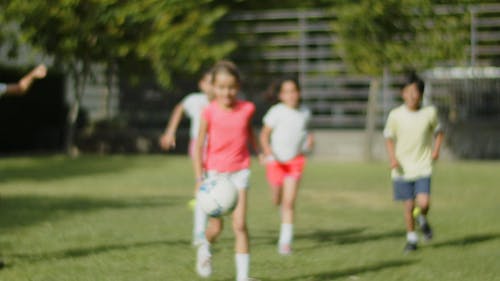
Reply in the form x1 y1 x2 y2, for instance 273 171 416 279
4 64 47 96
159 103 185 150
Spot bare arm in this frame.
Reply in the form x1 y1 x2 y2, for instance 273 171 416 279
385 138 399 169
159 103 184 150
432 131 444 161
5 64 47 95
305 132 315 152
259 125 273 158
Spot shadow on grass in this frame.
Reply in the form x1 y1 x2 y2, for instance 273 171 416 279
8 238 190 264
263 259 417 281
0 194 186 230
430 233 500 248
293 227 405 250
214 259 417 281
0 155 134 183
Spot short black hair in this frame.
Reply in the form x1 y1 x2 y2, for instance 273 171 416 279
402 72 424 95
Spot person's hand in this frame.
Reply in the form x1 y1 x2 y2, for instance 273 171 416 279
432 149 440 161
259 153 275 165
32 64 47 79
159 133 175 150
389 157 400 170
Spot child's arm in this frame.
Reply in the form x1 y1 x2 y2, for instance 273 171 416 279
432 131 444 161
248 122 264 159
6 64 47 95
304 132 315 152
159 103 184 150
259 125 273 163
385 138 399 169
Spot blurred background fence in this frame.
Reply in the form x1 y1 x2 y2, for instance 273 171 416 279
1 3 499 158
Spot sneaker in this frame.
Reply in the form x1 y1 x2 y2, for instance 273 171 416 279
196 244 212 278
403 242 417 253
278 244 292 255
238 278 261 281
420 223 433 241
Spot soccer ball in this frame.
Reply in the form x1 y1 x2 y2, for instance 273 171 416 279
198 176 238 217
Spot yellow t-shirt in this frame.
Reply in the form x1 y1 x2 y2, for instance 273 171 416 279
383 105 440 180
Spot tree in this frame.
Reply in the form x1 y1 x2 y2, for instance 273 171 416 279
334 0 469 160
335 0 468 75
0 0 234 155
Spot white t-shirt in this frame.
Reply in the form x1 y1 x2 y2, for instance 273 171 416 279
0 83 7 97
182 92 209 139
263 103 311 162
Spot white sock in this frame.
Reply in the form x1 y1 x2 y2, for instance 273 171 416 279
193 200 208 242
407 231 418 244
279 223 293 245
235 253 249 281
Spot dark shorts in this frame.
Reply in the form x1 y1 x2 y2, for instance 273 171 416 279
393 177 431 201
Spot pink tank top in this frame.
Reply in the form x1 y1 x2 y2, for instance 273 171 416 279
202 100 255 172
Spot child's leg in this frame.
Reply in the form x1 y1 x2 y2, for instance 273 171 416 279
416 193 430 215
270 186 283 206
191 149 208 245
196 218 222 278
206 217 223 243
232 189 249 281
415 177 432 240
281 177 299 224
403 199 418 245
280 155 305 224
403 199 416 233
193 198 208 245
415 177 431 215
279 177 299 254
266 162 284 206
394 179 418 248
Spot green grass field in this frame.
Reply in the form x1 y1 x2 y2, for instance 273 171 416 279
0 155 499 281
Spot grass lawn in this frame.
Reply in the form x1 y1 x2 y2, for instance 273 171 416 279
0 155 499 281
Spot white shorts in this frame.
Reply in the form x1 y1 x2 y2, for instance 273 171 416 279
206 169 251 190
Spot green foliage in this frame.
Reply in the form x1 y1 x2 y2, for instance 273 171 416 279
0 0 235 88
334 0 470 75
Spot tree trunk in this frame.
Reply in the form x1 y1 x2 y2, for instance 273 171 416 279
104 62 115 120
65 62 89 157
364 77 381 161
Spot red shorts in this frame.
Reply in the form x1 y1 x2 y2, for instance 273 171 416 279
266 155 306 188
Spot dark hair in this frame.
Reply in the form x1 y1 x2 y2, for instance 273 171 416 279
211 60 241 84
264 77 301 104
402 72 425 95
200 67 213 80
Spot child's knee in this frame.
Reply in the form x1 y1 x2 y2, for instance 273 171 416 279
282 200 295 211
208 220 223 234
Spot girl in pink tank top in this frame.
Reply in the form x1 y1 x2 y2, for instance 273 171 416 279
193 61 259 281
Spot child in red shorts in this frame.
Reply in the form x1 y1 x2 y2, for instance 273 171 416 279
260 78 314 255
